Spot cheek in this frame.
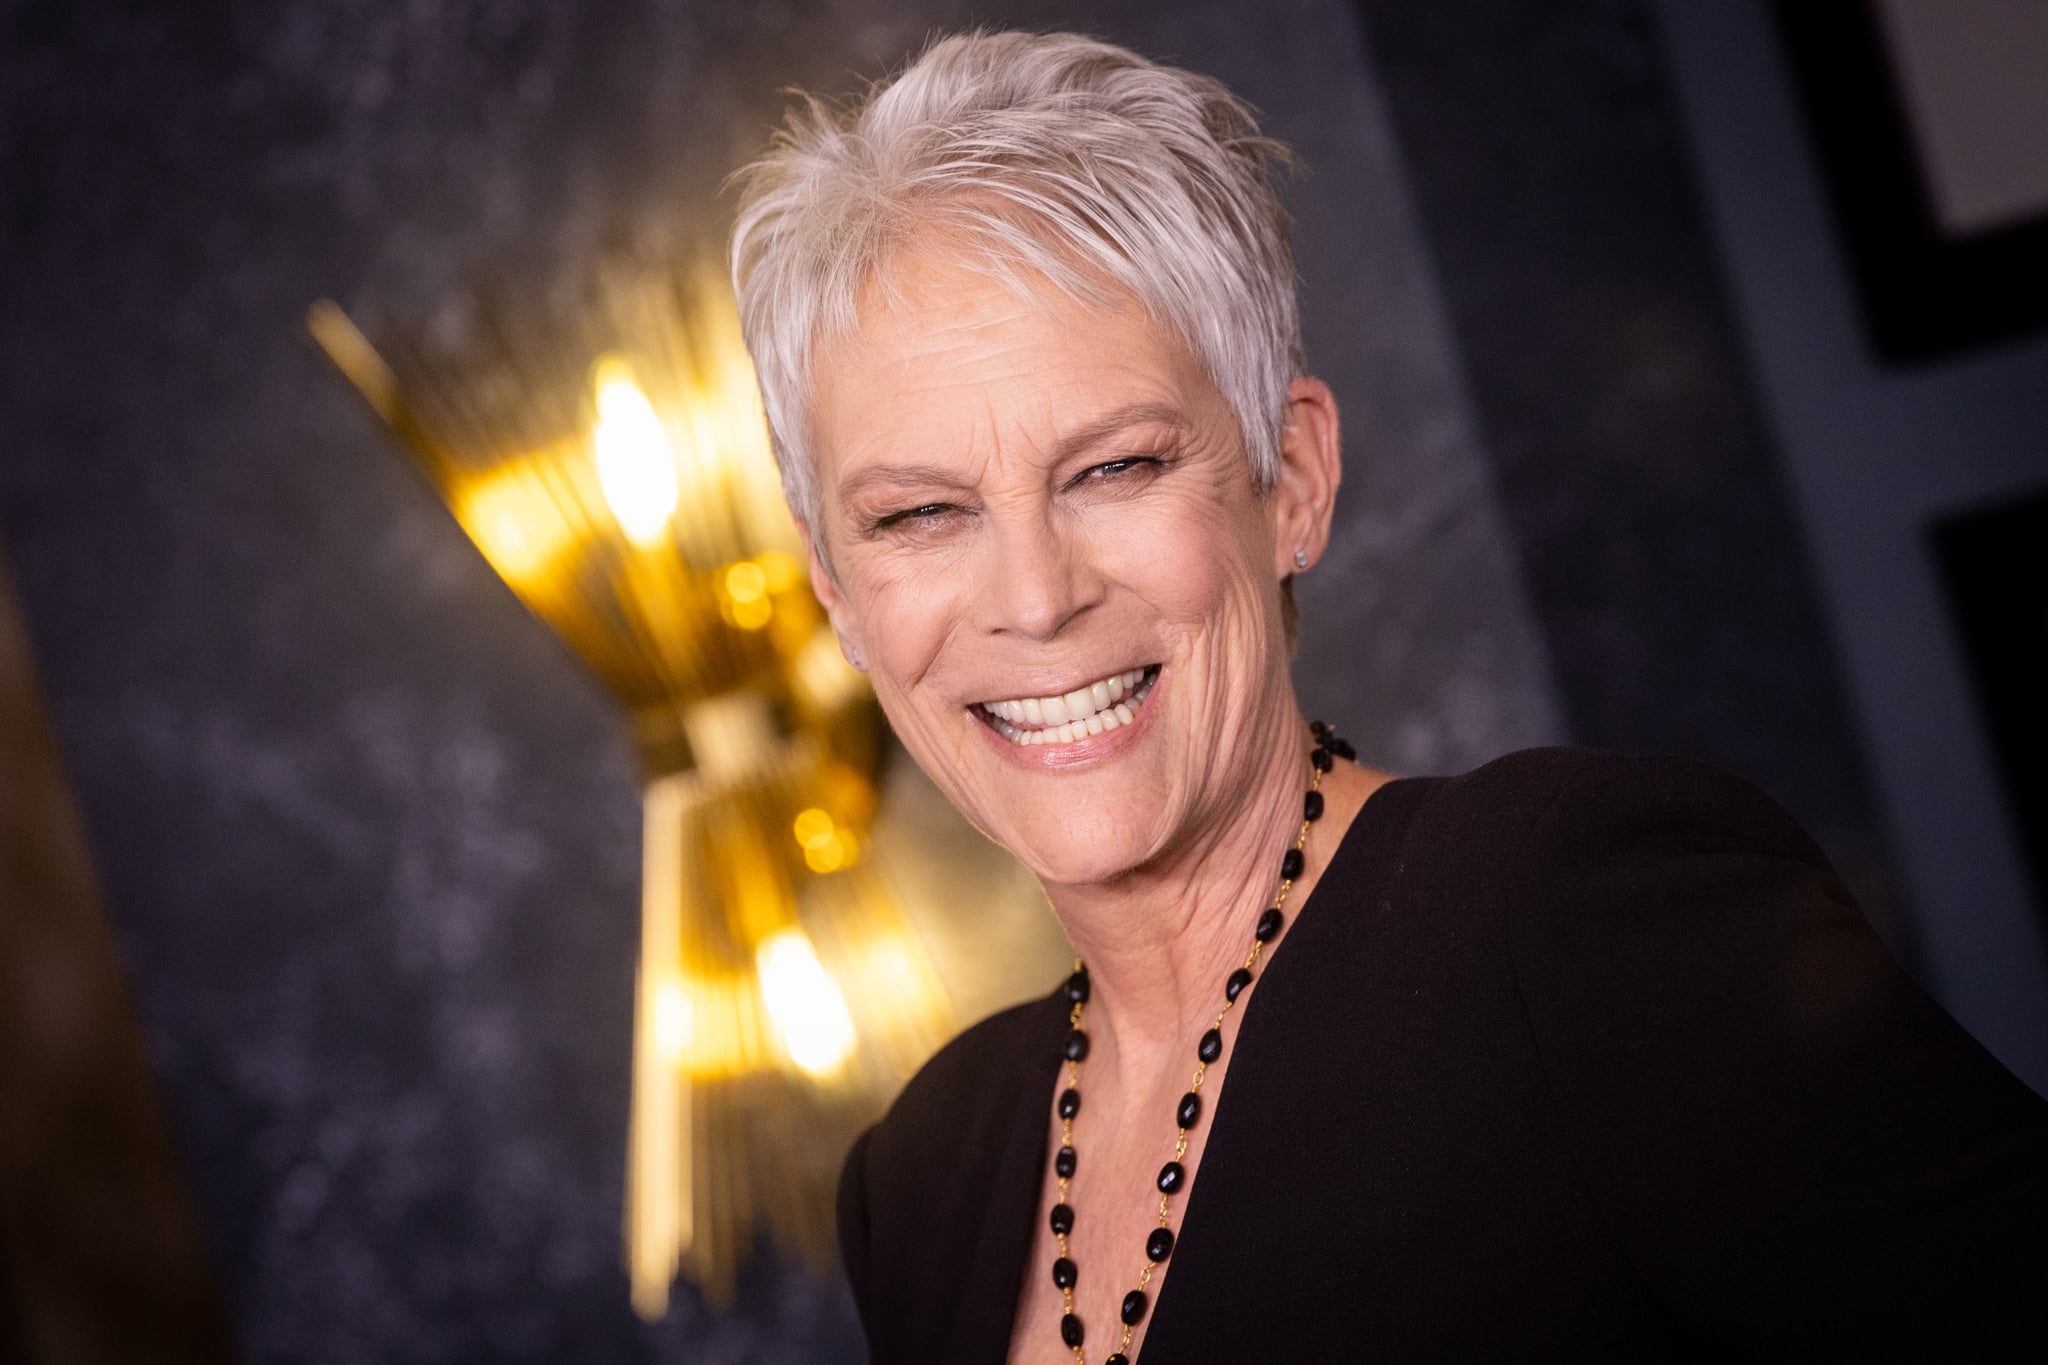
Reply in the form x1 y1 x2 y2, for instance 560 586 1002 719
1103 489 1274 635
838 556 963 722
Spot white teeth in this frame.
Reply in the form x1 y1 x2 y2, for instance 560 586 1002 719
979 665 1158 747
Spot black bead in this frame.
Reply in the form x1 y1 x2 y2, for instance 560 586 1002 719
1055 1145 1077 1178
1107 1356 1130 1365
1309 719 1331 739
1157 1160 1185 1193
1051 1256 1076 1289
1050 1203 1074 1235
1304 789 1324 821
1121 1290 1149 1326
1058 1087 1081 1119
1061 1312 1084 1347
1255 907 1284 942
1280 847 1304 880
1063 1028 1090 1062
1197 1028 1223 1064
1146 1226 1175 1262
1310 746 1333 772
1065 968 1090 1003
1225 967 1253 1001
1329 736 1356 760
1176 1091 1201 1129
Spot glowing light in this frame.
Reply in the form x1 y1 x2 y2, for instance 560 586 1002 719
457 459 578 584
591 357 679 546
724 561 768 603
755 929 856 1077
716 560 775 630
793 808 836 851
803 830 856 874
652 979 692 1061
757 551 803 593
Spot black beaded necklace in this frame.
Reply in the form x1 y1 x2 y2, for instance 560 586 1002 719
1044 721 1353 1363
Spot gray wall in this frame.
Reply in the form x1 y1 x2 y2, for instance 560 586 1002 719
1654 0 2048 1091
13 0 2027 1358
0 1 1556 1359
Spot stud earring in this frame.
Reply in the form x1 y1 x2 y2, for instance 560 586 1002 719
1293 547 1309 571
843 641 866 671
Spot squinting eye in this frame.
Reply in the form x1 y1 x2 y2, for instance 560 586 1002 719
874 503 956 530
1072 455 1164 487
1089 458 1148 477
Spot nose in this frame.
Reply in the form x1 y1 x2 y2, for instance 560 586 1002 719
978 510 1100 641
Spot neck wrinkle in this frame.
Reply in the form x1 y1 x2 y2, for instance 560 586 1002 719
1044 703 1311 1079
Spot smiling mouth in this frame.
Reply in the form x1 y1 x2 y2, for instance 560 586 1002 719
972 665 1162 746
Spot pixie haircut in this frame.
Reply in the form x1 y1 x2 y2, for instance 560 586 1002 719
729 30 1304 540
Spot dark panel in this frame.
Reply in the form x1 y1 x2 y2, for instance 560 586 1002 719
1773 0 2048 363
1934 486 2048 926
1350 0 1903 943
0 537 241 1364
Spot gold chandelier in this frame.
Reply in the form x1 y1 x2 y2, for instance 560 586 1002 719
308 253 1056 1315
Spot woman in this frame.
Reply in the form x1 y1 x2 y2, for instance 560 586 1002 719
731 31 2047 1363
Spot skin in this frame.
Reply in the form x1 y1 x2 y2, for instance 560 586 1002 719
803 245 1391 1361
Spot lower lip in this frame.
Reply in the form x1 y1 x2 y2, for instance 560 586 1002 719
972 672 1162 770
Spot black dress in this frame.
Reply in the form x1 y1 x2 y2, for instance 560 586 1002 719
836 748 2048 1361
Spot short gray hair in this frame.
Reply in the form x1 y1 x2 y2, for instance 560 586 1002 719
729 30 1304 539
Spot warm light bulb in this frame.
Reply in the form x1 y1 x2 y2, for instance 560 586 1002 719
755 929 856 1077
591 358 679 546
793 807 835 851
651 979 692 1061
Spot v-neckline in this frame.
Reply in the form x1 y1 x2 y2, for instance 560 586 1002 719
974 775 1419 1362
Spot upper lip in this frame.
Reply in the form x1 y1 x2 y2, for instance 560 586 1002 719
969 663 1155 707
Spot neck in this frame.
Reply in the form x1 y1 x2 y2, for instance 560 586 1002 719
1040 700 1318 1078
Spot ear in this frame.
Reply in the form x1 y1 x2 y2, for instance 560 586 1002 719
798 520 868 672
1268 376 1342 580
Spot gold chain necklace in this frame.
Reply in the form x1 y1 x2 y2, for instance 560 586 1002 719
1045 721 1349 1362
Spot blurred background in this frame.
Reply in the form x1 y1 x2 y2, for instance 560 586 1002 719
2 0 2044 1361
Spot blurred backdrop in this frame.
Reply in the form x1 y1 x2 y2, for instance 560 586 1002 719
1 0 2043 1361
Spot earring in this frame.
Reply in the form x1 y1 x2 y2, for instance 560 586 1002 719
1293 547 1309 570
843 641 866 671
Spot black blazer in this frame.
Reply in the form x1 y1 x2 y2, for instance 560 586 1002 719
836 748 2048 1361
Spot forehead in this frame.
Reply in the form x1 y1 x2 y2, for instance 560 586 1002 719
809 247 1214 480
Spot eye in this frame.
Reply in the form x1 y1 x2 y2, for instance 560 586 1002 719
871 502 959 532
1069 454 1167 490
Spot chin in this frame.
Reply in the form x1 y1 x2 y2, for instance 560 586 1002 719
975 776 1175 889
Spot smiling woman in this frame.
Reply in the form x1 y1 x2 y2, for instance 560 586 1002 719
729 29 2048 1365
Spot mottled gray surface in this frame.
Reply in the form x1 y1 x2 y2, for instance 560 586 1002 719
0 0 1556 1360
1653 0 2048 1088
1351 0 1906 951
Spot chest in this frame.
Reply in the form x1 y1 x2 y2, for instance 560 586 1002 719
1005 1056 1234 1365
982 954 1658 1359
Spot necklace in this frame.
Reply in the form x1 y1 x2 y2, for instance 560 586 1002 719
1045 720 1352 1363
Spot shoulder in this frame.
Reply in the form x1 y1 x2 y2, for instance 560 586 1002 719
1395 745 1856 991
1380 745 1826 908
837 986 1064 1347
838 987 1062 1243
1420 756 2048 1349
868 986 1065 1159
1403 744 1809 845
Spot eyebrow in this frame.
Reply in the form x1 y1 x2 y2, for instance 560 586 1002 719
1048 401 1191 464
834 401 1191 504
